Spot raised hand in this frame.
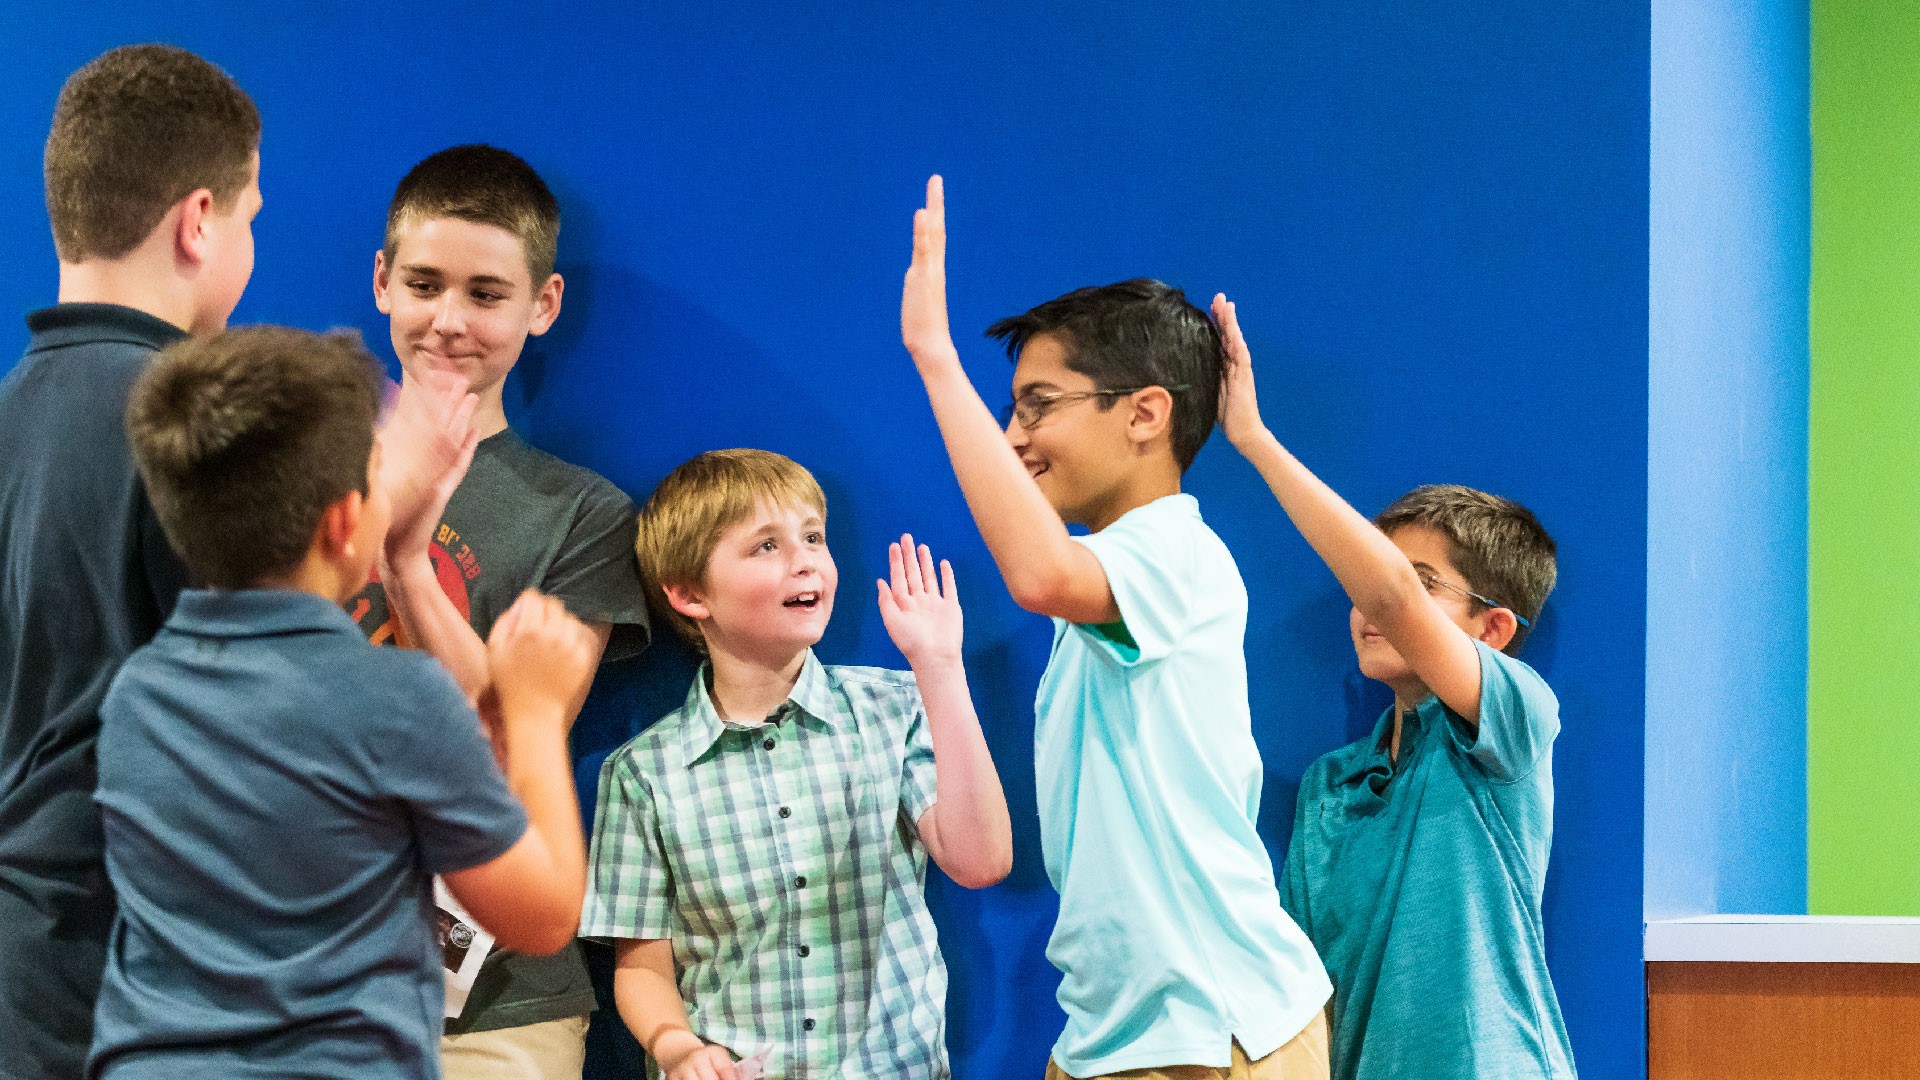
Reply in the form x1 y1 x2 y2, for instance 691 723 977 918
485 591 598 731
378 369 479 559
1212 293 1268 449
876 533 963 669
902 175 960 366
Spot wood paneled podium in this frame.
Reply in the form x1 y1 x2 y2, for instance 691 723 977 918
1645 916 1920 1079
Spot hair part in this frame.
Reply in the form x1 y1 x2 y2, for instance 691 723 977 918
635 449 827 651
45 44 260 263
127 326 384 589
384 144 561 284
986 278 1223 471
1374 484 1558 654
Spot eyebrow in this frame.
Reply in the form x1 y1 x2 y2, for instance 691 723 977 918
1014 380 1063 398
396 265 518 289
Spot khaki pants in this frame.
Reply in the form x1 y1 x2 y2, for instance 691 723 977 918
1046 1010 1330 1080
441 1015 591 1080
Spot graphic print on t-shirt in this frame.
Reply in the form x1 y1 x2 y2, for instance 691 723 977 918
350 521 478 646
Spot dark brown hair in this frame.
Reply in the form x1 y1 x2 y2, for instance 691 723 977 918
45 44 260 262
384 145 561 283
1375 484 1558 654
127 327 383 589
987 279 1223 471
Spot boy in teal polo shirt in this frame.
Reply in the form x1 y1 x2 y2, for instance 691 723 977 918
900 178 1330 1079
1212 295 1575 1080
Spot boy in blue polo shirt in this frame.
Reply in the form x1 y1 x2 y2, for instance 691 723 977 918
1212 296 1575 1080
900 178 1330 1079
91 326 599 1079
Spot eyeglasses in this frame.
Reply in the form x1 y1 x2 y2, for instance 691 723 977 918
1414 566 1533 628
998 384 1191 430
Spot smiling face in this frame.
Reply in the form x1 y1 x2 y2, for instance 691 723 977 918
1005 332 1143 528
372 214 561 408
1350 523 1492 690
679 499 837 663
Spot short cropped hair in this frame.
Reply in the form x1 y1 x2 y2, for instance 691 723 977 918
385 145 561 283
1374 484 1557 654
45 44 260 262
636 449 827 650
127 327 383 590
987 279 1223 471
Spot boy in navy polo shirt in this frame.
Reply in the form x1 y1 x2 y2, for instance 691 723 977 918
1212 296 1575 1080
90 326 599 1079
0 45 261 1078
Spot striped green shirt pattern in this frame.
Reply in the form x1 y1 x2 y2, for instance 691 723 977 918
582 651 948 1079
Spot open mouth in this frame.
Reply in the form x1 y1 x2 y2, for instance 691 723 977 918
783 591 821 611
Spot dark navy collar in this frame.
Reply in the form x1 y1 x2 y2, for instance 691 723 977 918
164 588 365 641
25 303 189 353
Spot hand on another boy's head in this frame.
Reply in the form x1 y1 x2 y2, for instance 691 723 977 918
876 533 963 668
1211 293 1268 449
376 370 478 559
485 591 598 727
901 175 959 366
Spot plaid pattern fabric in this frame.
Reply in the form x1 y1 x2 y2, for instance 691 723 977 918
583 651 948 1079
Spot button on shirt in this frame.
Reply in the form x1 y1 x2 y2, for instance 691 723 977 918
1036 494 1330 1076
90 590 528 1079
1282 640 1576 1080
581 654 945 1080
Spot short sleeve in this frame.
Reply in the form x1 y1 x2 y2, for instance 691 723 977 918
378 663 528 875
581 751 674 940
1450 640 1560 783
898 689 938 827
1070 506 1194 666
542 483 651 661
1279 778 1316 939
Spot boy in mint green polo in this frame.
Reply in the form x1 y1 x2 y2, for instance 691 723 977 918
1213 294 1576 1080
900 178 1330 1079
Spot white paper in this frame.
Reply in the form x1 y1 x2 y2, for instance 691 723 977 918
432 877 495 1019
733 1046 773 1080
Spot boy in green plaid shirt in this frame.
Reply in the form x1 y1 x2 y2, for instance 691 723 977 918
582 449 1012 1080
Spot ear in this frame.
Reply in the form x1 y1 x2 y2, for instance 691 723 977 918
527 272 564 336
372 249 393 315
316 490 366 563
661 580 710 622
1478 607 1520 653
1125 385 1175 449
173 188 217 268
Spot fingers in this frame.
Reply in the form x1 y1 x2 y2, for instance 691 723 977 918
916 540 938 596
888 539 909 595
940 558 957 602
876 578 898 619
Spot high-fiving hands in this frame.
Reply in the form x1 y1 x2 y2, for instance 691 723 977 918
902 175 960 368
1211 293 1269 450
876 533 963 669
377 369 479 559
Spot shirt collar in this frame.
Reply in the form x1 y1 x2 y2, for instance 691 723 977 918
675 649 837 766
164 588 366 641
25 303 189 353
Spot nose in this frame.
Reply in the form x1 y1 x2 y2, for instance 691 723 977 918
1004 412 1027 449
429 292 464 337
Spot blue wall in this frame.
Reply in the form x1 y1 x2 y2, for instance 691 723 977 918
1646 0 1808 919
0 5 1650 1077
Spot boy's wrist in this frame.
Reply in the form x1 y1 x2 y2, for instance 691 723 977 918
649 1028 705 1069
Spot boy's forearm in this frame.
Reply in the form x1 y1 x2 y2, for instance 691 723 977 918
912 358 1087 612
380 552 490 700
912 657 1012 888
1231 427 1425 618
613 943 701 1064
499 711 587 918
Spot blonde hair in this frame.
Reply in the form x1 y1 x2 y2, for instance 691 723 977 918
636 449 827 650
